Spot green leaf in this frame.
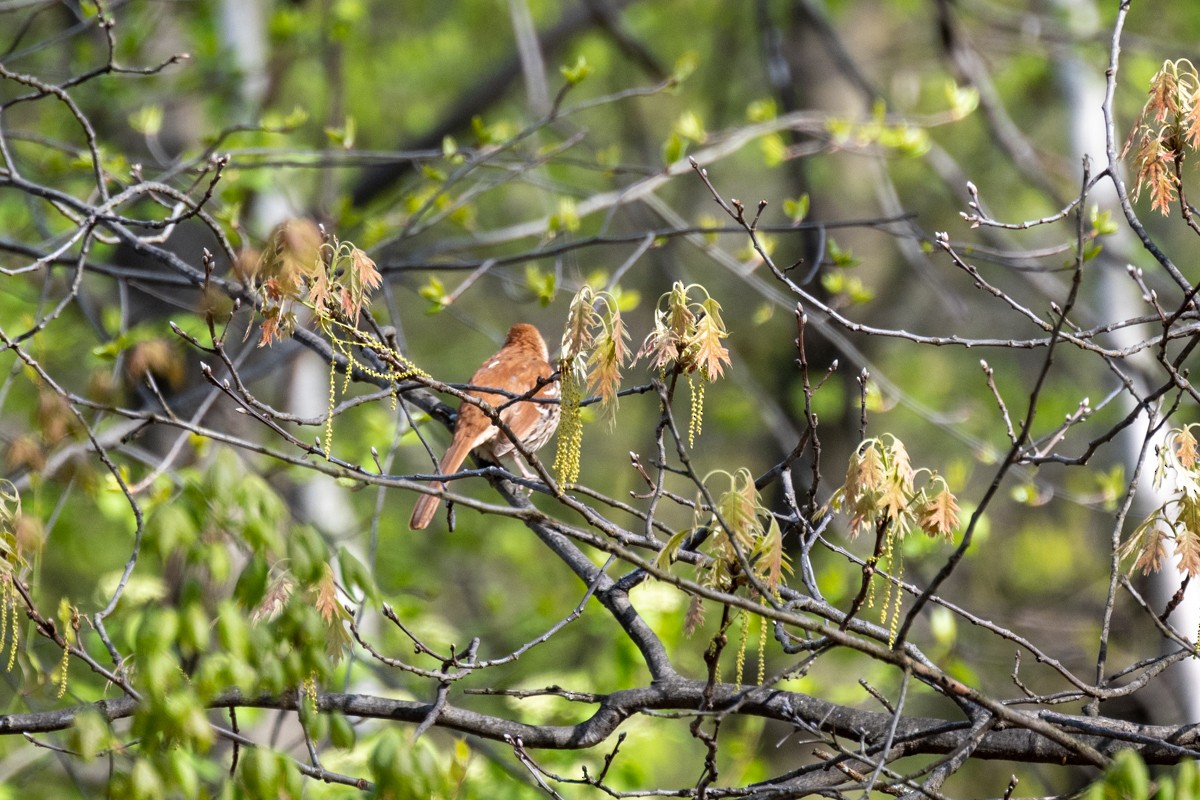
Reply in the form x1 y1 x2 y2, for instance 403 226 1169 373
370 729 406 789
662 132 685 166
783 194 810 223
329 712 356 749
129 105 163 137
674 110 706 143
524 264 557 306
470 114 517 145
260 105 308 130
238 748 283 800
613 286 641 312
1096 464 1126 512
1100 749 1151 799
746 98 777 123
655 529 692 570
337 546 378 603
146 501 193 556
945 80 980 118
549 197 580 234
418 276 448 314
216 601 251 661
287 525 327 585
1091 208 1118 236
137 608 179 656
820 272 875 304
179 601 212 657
161 749 199 799
70 708 112 760
128 760 165 800
1177 759 1200 796
324 116 356 149
759 133 787 166
827 238 860 268
560 55 591 85
450 738 471 786
929 606 956 648
671 51 699 84
420 164 447 182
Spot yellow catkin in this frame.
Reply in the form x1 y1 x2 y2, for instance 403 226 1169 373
688 375 704 448
878 531 898 638
56 639 70 699
318 320 426 460
1 575 8 659
878 535 893 621
553 373 583 488
338 341 354 453
324 343 341 456
7 618 17 672
757 613 768 686
6 579 17 673
735 611 749 688
304 673 319 714
340 344 354 400
887 543 904 648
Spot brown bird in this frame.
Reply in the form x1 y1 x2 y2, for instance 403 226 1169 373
409 323 560 530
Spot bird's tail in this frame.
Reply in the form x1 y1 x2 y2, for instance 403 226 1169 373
409 437 477 530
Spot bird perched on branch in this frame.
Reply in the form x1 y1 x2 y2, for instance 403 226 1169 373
409 323 560 530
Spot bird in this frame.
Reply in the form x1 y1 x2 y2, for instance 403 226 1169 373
409 323 560 530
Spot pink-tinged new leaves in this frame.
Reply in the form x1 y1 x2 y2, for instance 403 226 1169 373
1175 427 1199 469
314 564 353 662
345 247 382 316
637 282 731 381
1120 514 1159 574
1129 60 1200 216
560 285 629 422
307 266 332 311
829 434 959 541
555 285 629 484
252 223 381 347
587 308 630 420
313 242 380 324
1126 425 1200 577
1148 64 1182 123
759 517 791 593
637 309 680 372
690 298 731 381
257 303 297 348
1132 134 1178 215
878 477 910 528
683 595 706 637
918 488 960 540
314 564 341 625
1185 81 1200 148
837 442 885 537
716 468 759 551
697 468 789 599
638 283 694 371
257 218 322 294
1176 527 1200 578
879 438 914 523
561 286 599 363
251 575 295 623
